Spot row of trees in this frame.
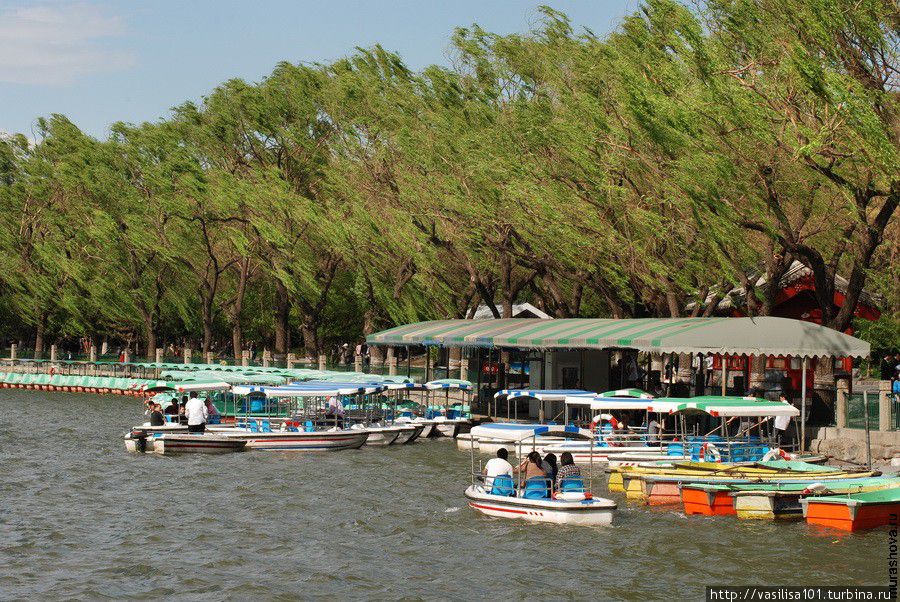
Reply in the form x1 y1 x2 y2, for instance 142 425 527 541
0 0 897 360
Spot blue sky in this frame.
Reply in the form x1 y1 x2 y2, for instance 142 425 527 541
0 1 635 139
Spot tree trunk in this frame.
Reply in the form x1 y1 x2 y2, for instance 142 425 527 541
202 318 213 356
274 281 290 355
301 316 318 362
362 308 384 366
34 314 46 359
143 315 156 360
232 323 242 360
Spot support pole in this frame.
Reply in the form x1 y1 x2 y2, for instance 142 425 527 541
205 351 213 365
154 348 163 364
318 354 326 371
800 356 807 452
720 355 727 397
9 343 16 361
863 390 872 469
459 348 468 382
183 347 191 365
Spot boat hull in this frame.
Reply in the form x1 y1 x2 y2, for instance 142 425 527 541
393 426 419 445
434 419 471 438
213 429 369 451
153 434 248 454
464 486 615 526
802 498 900 532
363 428 402 446
401 424 425 444
681 487 736 516
733 492 802 520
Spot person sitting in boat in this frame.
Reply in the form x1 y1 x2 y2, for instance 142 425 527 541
178 395 189 424
647 416 661 446
543 453 558 487
149 402 166 427
517 451 550 498
184 391 208 433
204 397 221 424
163 398 181 419
324 395 345 428
555 452 583 491
483 448 514 492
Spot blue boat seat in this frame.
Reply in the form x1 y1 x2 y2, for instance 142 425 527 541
523 477 551 499
490 475 515 497
304 420 315 433
261 420 272 433
248 420 259 433
559 476 586 493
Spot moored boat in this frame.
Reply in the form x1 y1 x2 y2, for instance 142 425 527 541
460 422 589 454
425 380 472 438
397 423 424 444
801 488 900 532
358 425 402 446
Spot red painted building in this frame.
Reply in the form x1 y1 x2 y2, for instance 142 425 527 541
700 262 880 392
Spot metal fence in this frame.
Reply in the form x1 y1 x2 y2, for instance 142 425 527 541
846 392 880 430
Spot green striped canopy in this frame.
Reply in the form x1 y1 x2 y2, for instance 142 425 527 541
647 396 800 417
367 317 869 358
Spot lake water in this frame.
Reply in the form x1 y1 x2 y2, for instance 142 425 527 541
0 390 887 600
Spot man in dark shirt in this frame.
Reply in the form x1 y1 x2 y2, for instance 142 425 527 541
149 403 166 426
163 399 180 418
881 354 895 381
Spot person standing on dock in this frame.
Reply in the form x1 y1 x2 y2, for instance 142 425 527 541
184 392 208 433
773 394 792 447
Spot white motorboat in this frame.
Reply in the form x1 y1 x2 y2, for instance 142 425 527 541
425 379 473 438
355 424 402 446
432 417 471 438
465 426 616 526
459 423 591 454
396 416 435 439
394 424 424 444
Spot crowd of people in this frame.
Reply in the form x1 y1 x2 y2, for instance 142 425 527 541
145 391 220 432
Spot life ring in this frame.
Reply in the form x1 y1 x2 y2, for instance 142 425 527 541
699 442 721 462
762 448 790 462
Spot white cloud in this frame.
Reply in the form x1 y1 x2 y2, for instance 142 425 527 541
0 3 133 85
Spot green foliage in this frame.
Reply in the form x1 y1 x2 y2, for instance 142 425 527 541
0 0 896 355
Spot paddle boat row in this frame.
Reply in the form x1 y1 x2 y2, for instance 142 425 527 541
681 477 900 520
624 469 879 505
465 427 617 526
